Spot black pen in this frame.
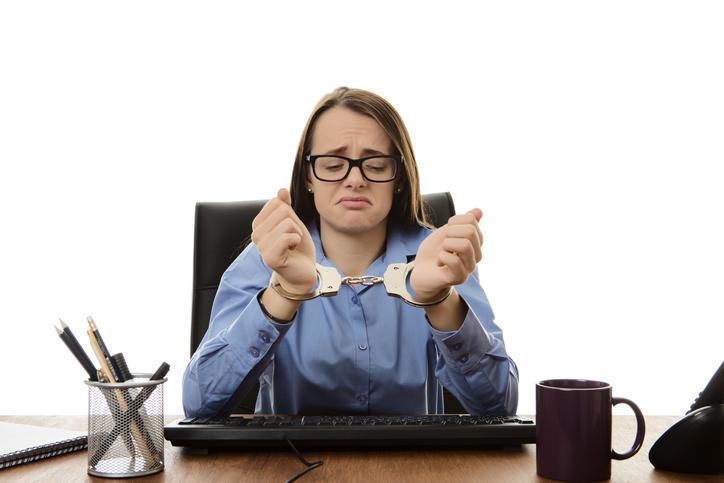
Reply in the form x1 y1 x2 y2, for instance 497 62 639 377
55 319 98 381
149 362 170 382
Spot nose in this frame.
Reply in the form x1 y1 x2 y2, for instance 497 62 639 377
343 165 367 187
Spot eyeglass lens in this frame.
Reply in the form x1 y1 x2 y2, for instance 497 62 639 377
314 156 397 181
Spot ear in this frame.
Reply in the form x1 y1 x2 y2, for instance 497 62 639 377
305 165 314 190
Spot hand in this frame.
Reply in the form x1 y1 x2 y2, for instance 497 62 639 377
410 208 484 303
251 188 317 294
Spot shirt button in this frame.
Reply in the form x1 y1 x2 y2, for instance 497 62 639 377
249 347 260 358
452 343 463 351
357 394 368 403
459 354 469 363
258 331 271 343
358 344 368 351
351 295 358 304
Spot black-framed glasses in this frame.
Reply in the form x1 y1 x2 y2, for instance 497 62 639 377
306 154 402 182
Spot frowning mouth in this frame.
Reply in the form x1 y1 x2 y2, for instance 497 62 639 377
337 197 371 209
337 197 371 204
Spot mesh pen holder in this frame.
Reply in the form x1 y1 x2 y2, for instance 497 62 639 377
85 373 167 478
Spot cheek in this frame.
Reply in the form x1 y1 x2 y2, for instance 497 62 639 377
375 187 396 213
312 186 336 210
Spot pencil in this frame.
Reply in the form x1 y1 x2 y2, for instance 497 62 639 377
87 316 121 382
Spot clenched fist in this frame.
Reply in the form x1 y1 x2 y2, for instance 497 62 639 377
410 208 484 303
251 188 317 295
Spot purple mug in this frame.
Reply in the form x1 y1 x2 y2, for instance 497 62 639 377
536 379 645 482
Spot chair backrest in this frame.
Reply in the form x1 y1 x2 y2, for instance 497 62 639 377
191 192 465 413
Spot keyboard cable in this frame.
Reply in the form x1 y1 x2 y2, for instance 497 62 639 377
283 436 324 482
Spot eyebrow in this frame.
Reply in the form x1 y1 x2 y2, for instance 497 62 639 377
324 146 388 156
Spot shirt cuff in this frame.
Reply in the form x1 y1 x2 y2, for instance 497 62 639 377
428 306 495 374
224 288 294 371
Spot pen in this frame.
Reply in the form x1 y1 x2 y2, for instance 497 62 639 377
149 362 170 381
87 316 121 382
54 319 98 381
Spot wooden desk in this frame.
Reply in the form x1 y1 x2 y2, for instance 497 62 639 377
0 415 719 482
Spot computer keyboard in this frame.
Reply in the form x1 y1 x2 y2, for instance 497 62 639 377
164 414 536 450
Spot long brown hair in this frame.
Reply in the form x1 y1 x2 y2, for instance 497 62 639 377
290 87 433 231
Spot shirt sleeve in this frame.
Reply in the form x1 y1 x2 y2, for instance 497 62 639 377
427 266 519 416
182 242 295 417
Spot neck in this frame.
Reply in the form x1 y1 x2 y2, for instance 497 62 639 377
318 219 387 277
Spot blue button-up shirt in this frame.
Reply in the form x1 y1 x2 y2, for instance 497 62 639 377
183 221 519 417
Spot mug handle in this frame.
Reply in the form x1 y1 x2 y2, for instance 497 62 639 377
611 397 646 460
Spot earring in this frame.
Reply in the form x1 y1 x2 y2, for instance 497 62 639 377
307 188 313 193
395 187 402 193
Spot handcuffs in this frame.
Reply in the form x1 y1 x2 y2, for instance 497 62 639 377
269 261 452 308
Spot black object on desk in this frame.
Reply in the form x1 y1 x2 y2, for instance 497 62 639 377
165 414 535 450
649 361 724 474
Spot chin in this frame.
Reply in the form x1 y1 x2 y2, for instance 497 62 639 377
326 213 385 234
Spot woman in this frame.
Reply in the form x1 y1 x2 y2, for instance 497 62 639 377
183 87 518 417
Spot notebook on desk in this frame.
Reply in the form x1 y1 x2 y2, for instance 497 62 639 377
0 422 87 470
165 414 536 450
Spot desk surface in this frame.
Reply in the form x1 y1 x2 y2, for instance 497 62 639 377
0 415 720 482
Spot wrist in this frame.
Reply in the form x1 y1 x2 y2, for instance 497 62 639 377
424 289 465 331
278 278 316 296
258 288 300 324
270 269 321 301
413 285 453 306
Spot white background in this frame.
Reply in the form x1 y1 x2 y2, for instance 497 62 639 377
1 1 722 417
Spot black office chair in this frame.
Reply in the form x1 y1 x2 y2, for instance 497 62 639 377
190 192 466 414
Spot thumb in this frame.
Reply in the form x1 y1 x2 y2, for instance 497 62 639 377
277 188 292 206
467 208 483 222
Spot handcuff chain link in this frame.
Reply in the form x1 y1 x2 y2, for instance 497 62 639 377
340 275 384 286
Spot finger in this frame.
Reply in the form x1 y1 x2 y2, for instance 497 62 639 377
253 204 299 243
448 210 481 225
437 250 468 286
444 224 483 261
266 233 302 268
276 187 312 238
256 217 302 254
447 210 483 246
442 238 477 273
467 208 483 222
251 197 282 231
251 188 294 231
278 188 292 206
444 224 481 247
254 196 310 246
252 186 296 231
252 204 280 244
441 238 476 274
